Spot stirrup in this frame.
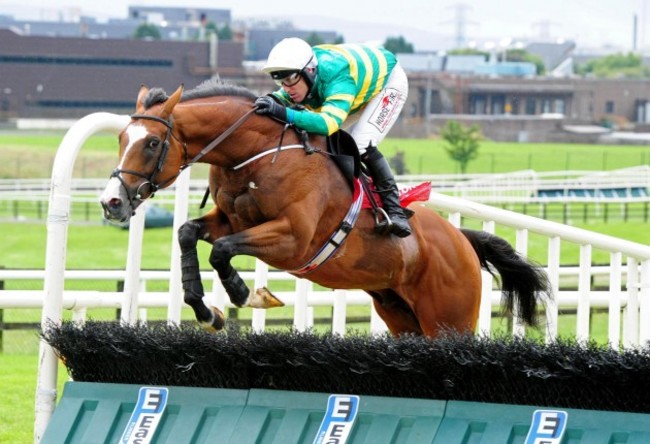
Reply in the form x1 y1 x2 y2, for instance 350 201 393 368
373 207 393 235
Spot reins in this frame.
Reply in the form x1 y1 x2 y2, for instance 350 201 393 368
181 107 258 170
111 107 257 209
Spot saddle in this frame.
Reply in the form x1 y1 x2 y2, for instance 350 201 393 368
324 130 430 213
325 129 360 189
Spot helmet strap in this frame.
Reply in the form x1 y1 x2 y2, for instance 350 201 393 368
301 55 317 99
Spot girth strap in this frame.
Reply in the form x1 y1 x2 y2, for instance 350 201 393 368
289 178 364 275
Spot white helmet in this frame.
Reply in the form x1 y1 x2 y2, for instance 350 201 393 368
262 38 318 88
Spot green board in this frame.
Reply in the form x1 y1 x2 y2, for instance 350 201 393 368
41 382 650 443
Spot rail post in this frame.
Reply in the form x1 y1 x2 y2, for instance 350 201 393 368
34 113 130 443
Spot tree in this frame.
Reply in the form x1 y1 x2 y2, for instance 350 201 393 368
205 21 219 37
575 52 650 78
448 48 489 60
305 33 343 46
217 24 233 41
389 151 409 175
440 120 482 174
502 48 545 75
133 23 161 40
383 36 414 54
198 22 232 41
305 32 325 46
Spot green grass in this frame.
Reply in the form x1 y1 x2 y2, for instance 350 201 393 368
383 139 650 174
0 354 68 444
1 132 649 179
0 223 258 271
0 214 648 272
0 131 213 180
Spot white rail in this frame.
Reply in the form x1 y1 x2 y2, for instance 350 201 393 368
22 112 650 442
1 166 648 206
33 113 131 442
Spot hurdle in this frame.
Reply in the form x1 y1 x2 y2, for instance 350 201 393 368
39 320 650 443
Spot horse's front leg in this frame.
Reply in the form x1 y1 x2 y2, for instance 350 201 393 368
209 236 285 309
209 219 300 308
178 212 227 332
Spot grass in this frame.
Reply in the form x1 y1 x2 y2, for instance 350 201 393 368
0 355 69 444
1 132 650 179
384 139 650 175
1 217 648 272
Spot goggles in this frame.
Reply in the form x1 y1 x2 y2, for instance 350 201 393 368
271 70 302 87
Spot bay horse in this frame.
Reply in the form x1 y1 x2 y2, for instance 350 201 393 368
100 79 550 337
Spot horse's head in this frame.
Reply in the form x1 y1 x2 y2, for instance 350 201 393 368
100 84 185 222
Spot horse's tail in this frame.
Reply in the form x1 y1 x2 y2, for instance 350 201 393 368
461 228 551 327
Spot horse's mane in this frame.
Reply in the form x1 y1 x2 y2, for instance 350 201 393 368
142 78 257 109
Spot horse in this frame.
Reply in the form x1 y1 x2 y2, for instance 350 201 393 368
100 79 551 337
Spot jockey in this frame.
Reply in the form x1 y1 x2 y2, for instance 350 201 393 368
255 37 411 238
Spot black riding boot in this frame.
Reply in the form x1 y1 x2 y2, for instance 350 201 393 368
362 146 412 238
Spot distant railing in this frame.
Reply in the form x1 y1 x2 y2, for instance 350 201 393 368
1 166 648 206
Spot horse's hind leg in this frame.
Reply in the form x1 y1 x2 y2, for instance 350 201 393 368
178 217 225 332
369 290 423 336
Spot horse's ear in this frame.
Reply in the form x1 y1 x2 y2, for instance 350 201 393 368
136 84 149 112
162 84 184 116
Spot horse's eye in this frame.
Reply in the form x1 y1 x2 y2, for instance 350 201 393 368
147 139 160 150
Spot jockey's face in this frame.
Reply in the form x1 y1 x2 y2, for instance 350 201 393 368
282 76 309 103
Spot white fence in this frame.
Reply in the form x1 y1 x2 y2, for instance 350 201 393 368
1 166 648 207
4 112 648 442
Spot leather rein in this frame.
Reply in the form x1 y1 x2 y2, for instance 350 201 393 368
110 107 258 210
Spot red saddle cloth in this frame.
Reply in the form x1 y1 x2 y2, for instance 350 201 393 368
361 181 432 209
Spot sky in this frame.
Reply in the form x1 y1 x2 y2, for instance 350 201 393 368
2 0 648 52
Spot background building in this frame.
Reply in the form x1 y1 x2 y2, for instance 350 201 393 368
2 6 650 143
0 28 244 118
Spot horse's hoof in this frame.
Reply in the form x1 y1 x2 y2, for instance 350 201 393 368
248 287 285 308
199 306 225 333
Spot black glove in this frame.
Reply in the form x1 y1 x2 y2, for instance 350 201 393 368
254 96 288 122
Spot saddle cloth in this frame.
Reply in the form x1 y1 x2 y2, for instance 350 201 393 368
361 181 432 210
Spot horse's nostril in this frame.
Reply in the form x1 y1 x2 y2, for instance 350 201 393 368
108 198 122 210
101 198 123 217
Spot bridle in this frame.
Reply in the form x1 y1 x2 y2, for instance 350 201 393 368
109 114 179 208
110 108 257 211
